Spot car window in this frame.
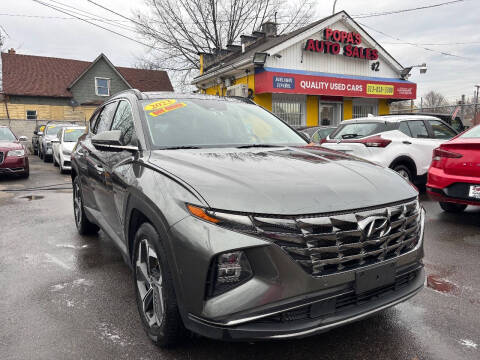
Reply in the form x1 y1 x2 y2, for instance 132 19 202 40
450 118 463 132
311 130 320 143
111 100 136 145
89 111 101 134
95 102 118 134
331 123 386 140
63 128 86 142
318 128 335 139
0 127 16 141
141 99 306 148
428 120 456 139
460 125 480 138
398 122 412 137
407 121 429 138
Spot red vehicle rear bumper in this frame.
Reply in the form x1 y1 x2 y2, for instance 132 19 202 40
427 167 480 206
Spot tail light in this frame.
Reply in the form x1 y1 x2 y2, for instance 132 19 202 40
431 147 463 168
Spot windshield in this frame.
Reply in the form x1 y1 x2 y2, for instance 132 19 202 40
141 98 306 148
45 125 64 137
63 128 85 142
331 122 386 140
460 125 480 138
0 127 16 141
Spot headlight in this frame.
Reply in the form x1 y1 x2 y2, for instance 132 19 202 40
7 149 25 157
186 204 255 232
62 149 71 156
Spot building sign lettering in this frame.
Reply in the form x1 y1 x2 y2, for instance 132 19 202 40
304 28 378 60
273 76 295 89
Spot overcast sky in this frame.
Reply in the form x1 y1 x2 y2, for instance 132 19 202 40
1 0 479 102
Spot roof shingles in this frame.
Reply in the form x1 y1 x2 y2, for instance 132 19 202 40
1 52 173 97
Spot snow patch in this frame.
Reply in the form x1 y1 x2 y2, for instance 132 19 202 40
98 322 131 347
55 244 89 249
459 339 478 349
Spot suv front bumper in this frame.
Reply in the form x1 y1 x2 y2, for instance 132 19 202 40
185 265 424 340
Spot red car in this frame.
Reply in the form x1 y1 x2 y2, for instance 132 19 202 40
427 124 480 212
0 126 29 178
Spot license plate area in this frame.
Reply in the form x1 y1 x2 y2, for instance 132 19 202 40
355 262 396 294
468 185 480 199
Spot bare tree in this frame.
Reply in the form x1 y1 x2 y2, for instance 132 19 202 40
134 0 314 88
0 29 5 90
422 91 448 112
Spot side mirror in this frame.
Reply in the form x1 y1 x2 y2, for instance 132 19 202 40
34 131 38 135
37 132 44 136
92 130 139 152
51 139 60 143
18 136 28 142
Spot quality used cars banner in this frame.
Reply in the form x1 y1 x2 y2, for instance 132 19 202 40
255 68 417 99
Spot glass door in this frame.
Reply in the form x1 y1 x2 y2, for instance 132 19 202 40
319 102 342 126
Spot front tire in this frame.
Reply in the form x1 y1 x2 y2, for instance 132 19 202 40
73 176 99 235
133 223 186 348
439 202 467 213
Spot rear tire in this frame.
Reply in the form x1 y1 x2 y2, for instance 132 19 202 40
392 164 413 182
73 176 99 235
133 223 187 348
439 202 467 213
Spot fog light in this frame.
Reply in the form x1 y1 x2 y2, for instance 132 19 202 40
207 251 253 297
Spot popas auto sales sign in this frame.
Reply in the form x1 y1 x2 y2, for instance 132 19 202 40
304 28 379 60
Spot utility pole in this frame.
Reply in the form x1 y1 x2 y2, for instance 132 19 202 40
475 85 480 126
332 0 338 14
460 94 465 121
420 97 423 111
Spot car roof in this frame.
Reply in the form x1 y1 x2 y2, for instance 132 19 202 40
343 115 442 124
118 90 254 104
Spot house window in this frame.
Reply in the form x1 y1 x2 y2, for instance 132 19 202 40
95 77 110 96
26 110 37 120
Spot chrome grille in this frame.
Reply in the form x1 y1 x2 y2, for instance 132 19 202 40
252 199 422 276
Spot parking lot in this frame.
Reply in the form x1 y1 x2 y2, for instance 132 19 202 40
0 155 479 360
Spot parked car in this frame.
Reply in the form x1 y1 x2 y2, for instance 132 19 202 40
71 91 425 347
52 126 86 173
299 126 337 143
384 112 465 133
427 124 480 212
0 126 29 178
321 115 458 184
39 122 73 162
32 124 45 155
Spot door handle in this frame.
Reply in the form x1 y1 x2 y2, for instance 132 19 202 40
94 164 104 173
402 141 412 145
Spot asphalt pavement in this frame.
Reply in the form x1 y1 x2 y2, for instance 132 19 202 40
0 156 479 360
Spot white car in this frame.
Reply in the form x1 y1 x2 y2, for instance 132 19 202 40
52 126 86 173
321 115 458 184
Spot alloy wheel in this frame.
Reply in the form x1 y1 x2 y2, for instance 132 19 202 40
136 239 165 328
396 168 410 181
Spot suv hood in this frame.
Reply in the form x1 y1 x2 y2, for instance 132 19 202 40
148 146 417 215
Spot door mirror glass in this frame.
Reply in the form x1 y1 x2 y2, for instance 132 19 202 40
37 132 44 136
18 136 28 141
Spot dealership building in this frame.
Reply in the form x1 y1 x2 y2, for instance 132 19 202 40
192 11 417 127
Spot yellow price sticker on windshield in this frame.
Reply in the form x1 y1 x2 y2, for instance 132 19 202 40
144 99 176 111
149 102 186 117
65 129 75 133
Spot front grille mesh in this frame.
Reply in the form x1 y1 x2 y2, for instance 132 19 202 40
252 199 422 276
0 151 4 164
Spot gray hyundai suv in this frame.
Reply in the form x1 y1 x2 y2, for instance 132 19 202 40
71 90 425 347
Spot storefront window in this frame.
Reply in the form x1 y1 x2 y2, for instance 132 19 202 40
353 100 378 119
319 103 342 126
272 94 305 128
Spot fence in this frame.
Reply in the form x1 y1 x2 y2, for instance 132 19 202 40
390 103 480 126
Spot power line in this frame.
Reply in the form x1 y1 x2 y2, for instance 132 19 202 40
31 0 159 50
358 21 469 59
352 0 468 19
383 41 480 46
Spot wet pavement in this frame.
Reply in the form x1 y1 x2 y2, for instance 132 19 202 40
1 156 479 360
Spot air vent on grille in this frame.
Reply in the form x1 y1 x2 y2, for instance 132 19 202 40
252 199 421 276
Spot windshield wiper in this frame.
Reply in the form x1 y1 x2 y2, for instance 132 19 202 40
341 133 360 139
236 144 283 149
159 145 202 150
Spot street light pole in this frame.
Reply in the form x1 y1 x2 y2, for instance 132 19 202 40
474 85 480 126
